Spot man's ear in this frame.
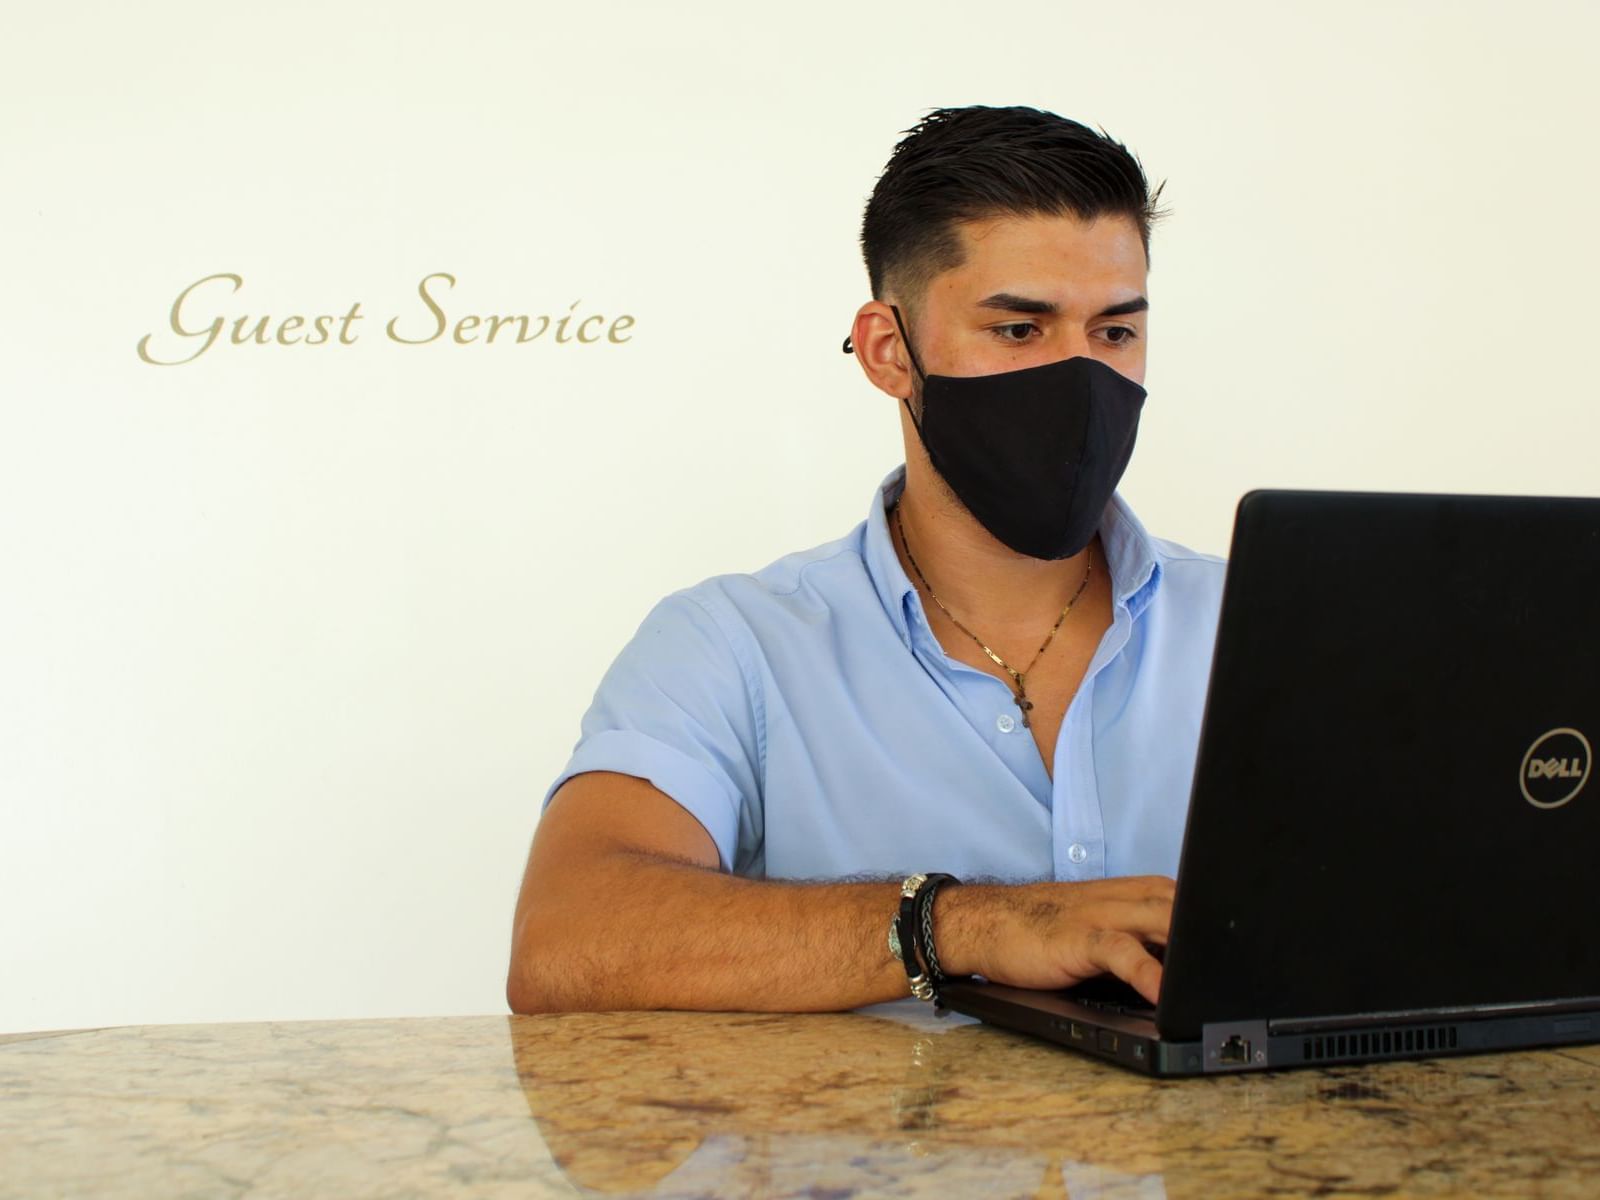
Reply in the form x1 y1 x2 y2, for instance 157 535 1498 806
848 300 916 401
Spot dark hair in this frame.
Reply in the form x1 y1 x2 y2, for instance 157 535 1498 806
860 106 1170 311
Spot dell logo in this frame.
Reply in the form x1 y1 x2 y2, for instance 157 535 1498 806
1527 759 1585 780
1520 728 1592 809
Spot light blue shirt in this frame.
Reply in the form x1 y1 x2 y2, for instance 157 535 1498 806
542 463 1228 882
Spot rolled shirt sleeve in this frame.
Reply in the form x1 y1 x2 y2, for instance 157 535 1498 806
541 589 764 872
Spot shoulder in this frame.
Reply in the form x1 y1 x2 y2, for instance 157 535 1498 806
665 523 873 632
1104 491 1228 615
1106 496 1228 632
1146 534 1228 619
1149 533 1228 577
1152 534 1222 595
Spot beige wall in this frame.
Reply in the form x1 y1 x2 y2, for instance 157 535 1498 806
2 0 1596 1032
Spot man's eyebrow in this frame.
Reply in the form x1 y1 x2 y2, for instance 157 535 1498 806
976 293 1150 318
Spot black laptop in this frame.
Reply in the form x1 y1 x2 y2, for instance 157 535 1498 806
940 488 1599 1075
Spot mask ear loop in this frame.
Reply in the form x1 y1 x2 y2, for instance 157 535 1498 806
841 306 929 432
887 303 930 434
887 304 928 383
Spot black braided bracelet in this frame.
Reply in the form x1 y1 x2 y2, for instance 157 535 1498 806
910 872 963 1007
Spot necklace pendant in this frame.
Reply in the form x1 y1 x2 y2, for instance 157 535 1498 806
1016 695 1033 729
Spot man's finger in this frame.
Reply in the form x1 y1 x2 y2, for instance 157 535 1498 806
1086 898 1174 943
1084 875 1175 900
1086 929 1164 1006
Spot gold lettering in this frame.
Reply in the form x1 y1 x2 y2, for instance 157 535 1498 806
140 272 636 361
136 272 240 366
337 302 364 344
231 315 270 345
485 314 523 343
305 314 334 346
554 301 580 343
386 272 453 345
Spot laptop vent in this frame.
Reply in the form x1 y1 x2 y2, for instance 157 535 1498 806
1301 1023 1459 1063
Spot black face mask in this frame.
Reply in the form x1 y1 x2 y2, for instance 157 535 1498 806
874 304 1148 561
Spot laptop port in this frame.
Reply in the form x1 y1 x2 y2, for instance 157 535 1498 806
1202 1020 1268 1072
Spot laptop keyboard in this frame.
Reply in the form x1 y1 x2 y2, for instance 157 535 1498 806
1063 975 1157 1016
1072 995 1156 1017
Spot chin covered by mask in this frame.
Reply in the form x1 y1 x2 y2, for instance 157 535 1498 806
888 303 1146 561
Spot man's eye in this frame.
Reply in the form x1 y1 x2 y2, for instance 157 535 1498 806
1104 326 1139 345
993 322 1038 343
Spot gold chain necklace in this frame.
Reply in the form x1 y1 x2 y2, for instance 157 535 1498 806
893 500 1093 730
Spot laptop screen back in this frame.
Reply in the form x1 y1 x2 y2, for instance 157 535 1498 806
1157 489 1600 1039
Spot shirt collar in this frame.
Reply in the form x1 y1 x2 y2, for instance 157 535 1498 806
863 463 1165 651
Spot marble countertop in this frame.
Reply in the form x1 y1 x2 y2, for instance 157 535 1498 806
3 1001 1599 1198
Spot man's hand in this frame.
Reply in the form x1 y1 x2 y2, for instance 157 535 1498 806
935 876 1174 1005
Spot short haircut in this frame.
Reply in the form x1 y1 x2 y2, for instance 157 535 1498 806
860 106 1170 312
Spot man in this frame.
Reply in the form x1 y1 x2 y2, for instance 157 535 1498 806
508 105 1227 1016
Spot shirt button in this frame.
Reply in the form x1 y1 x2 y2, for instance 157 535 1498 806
1067 843 1088 864
996 713 1016 734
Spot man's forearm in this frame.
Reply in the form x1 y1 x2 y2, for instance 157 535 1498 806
509 843 1175 1011
508 851 947 1013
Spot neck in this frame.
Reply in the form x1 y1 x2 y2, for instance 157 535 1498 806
890 457 1108 644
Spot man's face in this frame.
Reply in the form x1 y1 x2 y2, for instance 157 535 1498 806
903 210 1149 388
